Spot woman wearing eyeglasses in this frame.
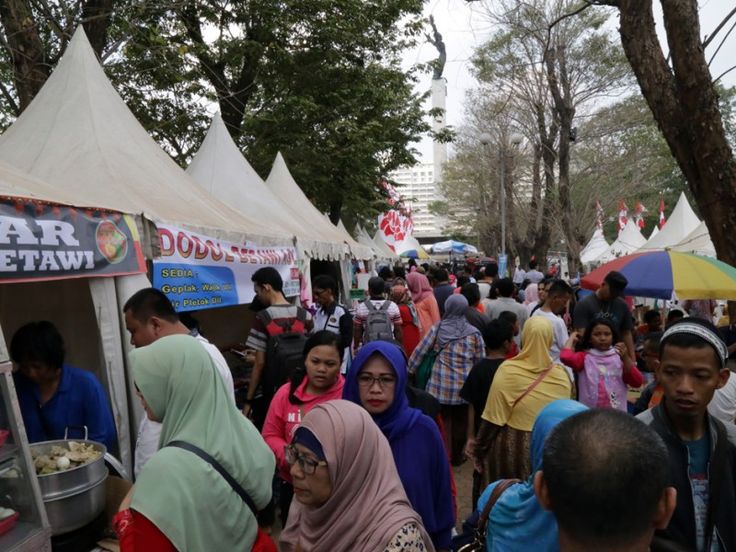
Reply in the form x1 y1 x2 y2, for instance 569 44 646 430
280 400 435 551
343 341 454 552
261 331 345 525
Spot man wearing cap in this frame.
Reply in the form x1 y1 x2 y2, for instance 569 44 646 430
637 318 736 551
573 270 635 363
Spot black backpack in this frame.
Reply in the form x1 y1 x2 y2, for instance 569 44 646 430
363 299 395 343
259 308 308 398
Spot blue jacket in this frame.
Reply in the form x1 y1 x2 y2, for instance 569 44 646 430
14 364 118 452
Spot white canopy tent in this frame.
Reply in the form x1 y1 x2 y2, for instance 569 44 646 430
330 217 374 261
356 225 395 262
187 113 347 260
596 220 647 263
372 230 400 261
0 30 291 248
648 226 660 240
265 153 374 260
580 228 610 265
639 193 700 251
0 29 296 474
671 221 716 257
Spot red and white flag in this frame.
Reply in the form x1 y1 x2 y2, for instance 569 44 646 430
658 198 666 228
618 200 628 232
634 201 647 229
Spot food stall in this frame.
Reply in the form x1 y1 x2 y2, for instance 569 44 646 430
0 362 51 551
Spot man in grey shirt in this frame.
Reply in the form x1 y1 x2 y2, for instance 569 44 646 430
483 278 529 336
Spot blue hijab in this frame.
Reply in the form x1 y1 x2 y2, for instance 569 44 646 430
343 341 422 441
345 341 454 550
479 399 588 552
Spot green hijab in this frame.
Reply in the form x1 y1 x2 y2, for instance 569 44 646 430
130 334 274 551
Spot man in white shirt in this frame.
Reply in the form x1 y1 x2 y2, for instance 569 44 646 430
483 278 529 335
533 280 574 380
123 288 235 476
526 259 545 284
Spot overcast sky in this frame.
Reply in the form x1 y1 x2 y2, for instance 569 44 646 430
406 0 736 161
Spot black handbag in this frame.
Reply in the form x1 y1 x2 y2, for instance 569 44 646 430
452 478 521 552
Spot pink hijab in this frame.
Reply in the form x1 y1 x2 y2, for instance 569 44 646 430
407 272 434 303
279 401 434 552
524 283 539 305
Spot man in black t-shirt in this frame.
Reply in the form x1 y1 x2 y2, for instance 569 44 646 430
460 319 514 509
573 270 635 363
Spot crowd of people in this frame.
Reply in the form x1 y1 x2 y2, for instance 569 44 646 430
8 257 736 551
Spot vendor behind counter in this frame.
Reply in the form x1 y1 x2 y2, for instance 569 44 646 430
10 320 117 453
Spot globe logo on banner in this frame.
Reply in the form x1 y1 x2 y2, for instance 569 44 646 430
378 210 414 252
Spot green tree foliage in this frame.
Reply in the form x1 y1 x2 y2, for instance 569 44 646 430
0 0 432 225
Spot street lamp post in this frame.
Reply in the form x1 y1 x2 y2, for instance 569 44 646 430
479 132 523 259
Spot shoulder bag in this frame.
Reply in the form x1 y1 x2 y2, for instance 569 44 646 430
453 478 522 552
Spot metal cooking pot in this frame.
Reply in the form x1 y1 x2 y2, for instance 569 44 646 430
29 437 108 535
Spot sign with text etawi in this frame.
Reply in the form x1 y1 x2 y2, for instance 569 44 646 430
0 198 146 283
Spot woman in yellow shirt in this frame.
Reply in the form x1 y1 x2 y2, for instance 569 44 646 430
472 316 572 487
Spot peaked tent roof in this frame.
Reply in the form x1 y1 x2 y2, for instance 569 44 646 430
336 219 375 260
639 193 700 250
187 113 346 259
265 153 362 259
596 220 647 263
580 228 610 265
671 221 716 257
0 29 288 246
373 230 400 260
648 226 660 240
396 235 430 259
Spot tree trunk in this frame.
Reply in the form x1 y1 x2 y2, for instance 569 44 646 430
614 0 736 265
533 104 557 262
82 0 114 57
0 0 49 112
545 44 581 274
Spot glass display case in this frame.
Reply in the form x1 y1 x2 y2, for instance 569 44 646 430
0 361 52 551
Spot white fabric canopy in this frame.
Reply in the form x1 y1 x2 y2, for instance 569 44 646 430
335 219 375 260
671 221 716 257
596 220 647 263
356 225 387 260
648 226 660 240
265 153 360 259
372 230 400 260
580 228 610 265
187 114 347 260
0 29 289 247
639 193 700 250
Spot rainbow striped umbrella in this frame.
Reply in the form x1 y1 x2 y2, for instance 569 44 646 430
581 251 736 300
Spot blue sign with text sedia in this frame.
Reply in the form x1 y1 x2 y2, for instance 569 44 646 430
153 263 239 312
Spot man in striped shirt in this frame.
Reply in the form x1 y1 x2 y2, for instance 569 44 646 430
243 267 312 429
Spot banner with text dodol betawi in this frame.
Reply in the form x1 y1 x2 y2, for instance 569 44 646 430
152 224 299 312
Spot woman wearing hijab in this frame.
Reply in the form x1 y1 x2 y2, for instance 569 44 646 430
113 335 275 551
407 272 441 338
478 400 588 551
344 342 454 551
473 317 572 486
391 278 422 356
408 294 485 465
280 400 435 552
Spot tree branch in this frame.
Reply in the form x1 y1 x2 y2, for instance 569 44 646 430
703 5 736 49
714 64 736 84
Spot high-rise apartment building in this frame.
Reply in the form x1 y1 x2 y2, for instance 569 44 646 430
389 163 444 238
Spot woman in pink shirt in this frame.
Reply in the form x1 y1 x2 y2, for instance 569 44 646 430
261 331 345 525
407 272 441 338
